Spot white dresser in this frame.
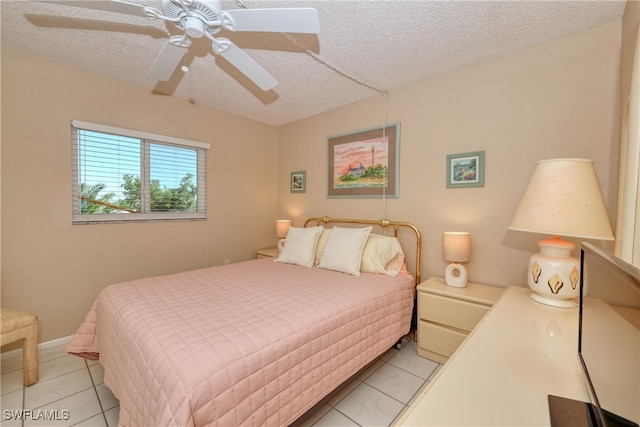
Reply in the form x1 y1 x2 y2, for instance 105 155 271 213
397 286 591 426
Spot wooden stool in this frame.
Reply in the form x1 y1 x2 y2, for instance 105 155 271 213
1 308 39 385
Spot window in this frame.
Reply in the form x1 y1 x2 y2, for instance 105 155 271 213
72 120 209 223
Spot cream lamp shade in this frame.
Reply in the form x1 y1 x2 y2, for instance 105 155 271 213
276 219 291 238
508 158 614 308
276 219 291 251
443 232 471 288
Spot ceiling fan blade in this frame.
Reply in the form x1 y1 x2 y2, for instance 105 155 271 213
215 39 278 91
222 8 320 34
147 38 189 81
36 1 151 18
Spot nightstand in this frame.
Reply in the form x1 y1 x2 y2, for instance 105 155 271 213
256 247 280 259
417 276 504 363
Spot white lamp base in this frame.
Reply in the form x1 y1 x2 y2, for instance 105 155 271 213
445 263 468 288
529 292 578 308
527 237 580 308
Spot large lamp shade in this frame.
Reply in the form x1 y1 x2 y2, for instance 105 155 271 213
508 158 614 307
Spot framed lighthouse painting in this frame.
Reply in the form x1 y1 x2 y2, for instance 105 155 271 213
327 123 400 198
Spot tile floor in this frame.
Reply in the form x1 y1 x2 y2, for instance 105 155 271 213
1 338 441 427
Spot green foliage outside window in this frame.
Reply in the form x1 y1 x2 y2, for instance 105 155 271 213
80 173 197 214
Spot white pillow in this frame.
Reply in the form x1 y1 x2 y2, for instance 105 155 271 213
318 226 373 276
314 228 332 265
276 226 323 267
361 233 405 276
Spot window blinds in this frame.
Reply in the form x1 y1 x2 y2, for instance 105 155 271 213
71 120 209 223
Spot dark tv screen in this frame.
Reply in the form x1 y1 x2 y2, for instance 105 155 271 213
578 243 640 427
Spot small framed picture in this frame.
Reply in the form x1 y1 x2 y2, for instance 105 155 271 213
446 151 485 188
291 171 306 193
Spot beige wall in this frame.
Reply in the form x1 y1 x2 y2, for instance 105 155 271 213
1 49 278 343
277 21 622 288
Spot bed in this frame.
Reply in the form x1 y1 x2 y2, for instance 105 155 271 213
67 216 422 426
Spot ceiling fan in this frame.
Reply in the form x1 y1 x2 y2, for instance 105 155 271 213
39 0 320 90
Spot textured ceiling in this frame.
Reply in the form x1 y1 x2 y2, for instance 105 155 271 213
1 0 627 126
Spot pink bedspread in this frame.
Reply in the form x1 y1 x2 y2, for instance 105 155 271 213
67 258 414 426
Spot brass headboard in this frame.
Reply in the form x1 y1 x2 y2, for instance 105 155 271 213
303 216 422 285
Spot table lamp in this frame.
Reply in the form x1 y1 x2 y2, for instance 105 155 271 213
276 219 291 251
508 158 614 308
443 232 471 288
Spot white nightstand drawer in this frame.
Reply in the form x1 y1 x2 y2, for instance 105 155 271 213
418 320 467 359
419 292 491 332
416 277 504 363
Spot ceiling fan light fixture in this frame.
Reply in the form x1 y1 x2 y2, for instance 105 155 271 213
184 16 206 38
